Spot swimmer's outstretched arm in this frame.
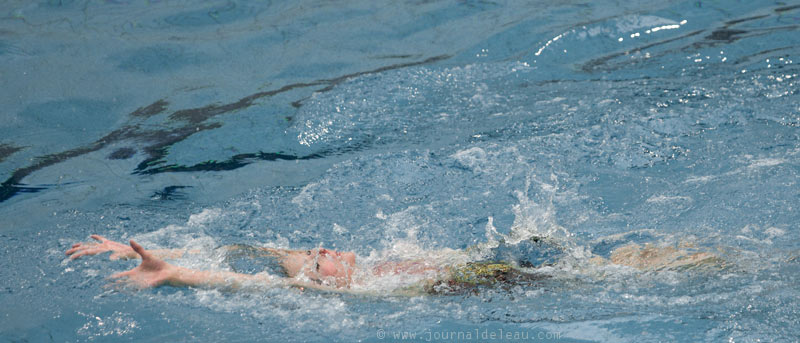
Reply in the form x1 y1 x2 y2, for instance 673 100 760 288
111 240 271 290
66 235 201 260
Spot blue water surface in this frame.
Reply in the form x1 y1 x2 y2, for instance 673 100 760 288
1 0 799 342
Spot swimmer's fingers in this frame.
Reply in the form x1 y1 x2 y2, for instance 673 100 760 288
91 235 129 249
65 244 84 256
68 247 107 260
65 237 106 257
66 236 136 260
90 234 107 242
66 242 98 257
111 269 134 279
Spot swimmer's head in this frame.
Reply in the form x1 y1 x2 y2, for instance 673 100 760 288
280 248 356 287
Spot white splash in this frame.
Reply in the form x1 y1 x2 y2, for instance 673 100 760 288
747 158 785 169
645 195 693 203
187 208 222 226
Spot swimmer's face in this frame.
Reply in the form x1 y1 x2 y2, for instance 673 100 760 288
281 248 356 287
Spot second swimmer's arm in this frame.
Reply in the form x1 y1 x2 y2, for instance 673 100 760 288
66 234 204 260
167 267 271 290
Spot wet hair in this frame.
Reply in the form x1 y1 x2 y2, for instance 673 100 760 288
223 244 289 276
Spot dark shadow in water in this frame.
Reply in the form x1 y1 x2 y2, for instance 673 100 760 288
151 185 192 201
107 147 136 160
133 133 380 174
580 5 800 73
0 143 24 163
775 4 800 13
705 29 748 41
0 55 450 203
135 151 319 174
130 99 169 118
732 45 798 65
581 29 705 73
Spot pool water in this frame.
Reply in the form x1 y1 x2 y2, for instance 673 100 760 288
1 0 799 341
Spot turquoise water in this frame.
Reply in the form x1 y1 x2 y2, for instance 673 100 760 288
1 0 799 341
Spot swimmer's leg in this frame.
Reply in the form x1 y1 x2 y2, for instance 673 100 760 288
604 243 728 271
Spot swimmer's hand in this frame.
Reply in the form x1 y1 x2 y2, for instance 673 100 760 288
111 240 177 288
66 235 137 260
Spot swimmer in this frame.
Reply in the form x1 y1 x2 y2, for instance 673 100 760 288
65 234 725 293
66 235 359 291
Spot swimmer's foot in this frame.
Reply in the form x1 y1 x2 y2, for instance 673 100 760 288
607 243 729 271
